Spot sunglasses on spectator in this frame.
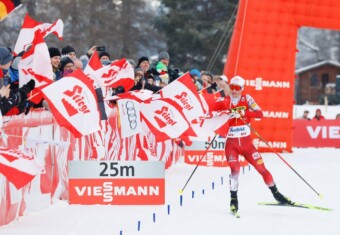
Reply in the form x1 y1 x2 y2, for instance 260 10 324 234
136 73 144 77
229 84 242 91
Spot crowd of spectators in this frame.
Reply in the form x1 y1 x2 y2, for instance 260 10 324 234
0 44 228 118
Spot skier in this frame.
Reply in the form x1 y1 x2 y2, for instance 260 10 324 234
222 76 292 214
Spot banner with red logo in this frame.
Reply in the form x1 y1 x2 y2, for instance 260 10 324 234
293 120 340 147
41 70 101 137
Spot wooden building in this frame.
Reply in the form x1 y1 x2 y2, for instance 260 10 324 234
295 60 340 104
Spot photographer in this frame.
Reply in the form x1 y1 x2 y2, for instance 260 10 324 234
130 67 162 93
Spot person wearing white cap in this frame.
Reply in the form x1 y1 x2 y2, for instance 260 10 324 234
225 75 292 215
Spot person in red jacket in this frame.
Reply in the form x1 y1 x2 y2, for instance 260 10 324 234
224 76 292 214
313 108 325 121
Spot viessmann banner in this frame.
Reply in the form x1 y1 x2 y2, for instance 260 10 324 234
184 136 249 167
293 120 340 147
68 161 165 205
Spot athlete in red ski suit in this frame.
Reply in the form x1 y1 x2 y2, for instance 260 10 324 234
216 76 292 213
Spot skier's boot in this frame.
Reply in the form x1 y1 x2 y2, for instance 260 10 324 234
269 185 293 205
230 190 238 213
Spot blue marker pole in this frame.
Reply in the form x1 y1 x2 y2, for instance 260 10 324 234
167 205 170 215
180 195 183 206
192 190 195 199
212 182 215 190
137 221 141 231
153 213 156 223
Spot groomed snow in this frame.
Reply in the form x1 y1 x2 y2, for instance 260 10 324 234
0 148 339 235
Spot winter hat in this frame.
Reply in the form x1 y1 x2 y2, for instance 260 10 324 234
11 56 21 70
190 69 201 78
158 51 170 61
127 58 136 67
0 47 13 65
48 47 61 58
202 71 214 79
99 51 111 60
137 56 149 67
134 67 144 74
220 75 228 83
60 57 74 71
61 45 76 55
230 76 245 88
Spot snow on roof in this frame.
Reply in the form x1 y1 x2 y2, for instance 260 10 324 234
295 60 340 74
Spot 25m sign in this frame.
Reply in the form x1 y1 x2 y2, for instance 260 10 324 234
68 161 165 205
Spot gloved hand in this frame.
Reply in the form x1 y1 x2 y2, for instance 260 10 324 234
210 82 217 90
19 79 35 95
229 110 245 119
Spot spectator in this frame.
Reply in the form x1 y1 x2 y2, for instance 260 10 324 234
99 51 111 63
136 56 151 79
216 75 229 96
72 57 83 70
301 110 311 120
48 47 61 81
313 108 325 121
0 79 35 115
60 57 75 78
201 71 213 88
190 69 202 90
336 114 340 119
61 45 77 59
0 47 13 85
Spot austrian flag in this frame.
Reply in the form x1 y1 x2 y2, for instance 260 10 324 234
41 70 101 137
140 98 194 141
0 147 44 189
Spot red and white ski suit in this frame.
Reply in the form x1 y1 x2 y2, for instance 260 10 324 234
224 94 275 191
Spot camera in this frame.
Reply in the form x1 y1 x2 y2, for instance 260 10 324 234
96 46 106 52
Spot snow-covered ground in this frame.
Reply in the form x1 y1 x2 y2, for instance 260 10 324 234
0 148 339 235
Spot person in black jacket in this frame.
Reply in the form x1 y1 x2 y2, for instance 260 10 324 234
0 79 35 115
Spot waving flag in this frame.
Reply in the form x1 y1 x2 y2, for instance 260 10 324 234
160 72 206 123
97 58 134 90
0 0 21 21
40 70 101 137
18 30 54 88
0 147 44 189
14 13 63 54
140 98 194 141
83 51 102 87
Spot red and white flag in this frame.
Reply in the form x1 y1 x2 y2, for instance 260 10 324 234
160 72 206 123
97 58 134 90
40 70 101 137
83 51 103 87
140 98 194 141
14 13 63 54
105 89 153 103
18 30 54 88
191 110 232 138
0 147 44 189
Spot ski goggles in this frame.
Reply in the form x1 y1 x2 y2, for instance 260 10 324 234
229 84 243 91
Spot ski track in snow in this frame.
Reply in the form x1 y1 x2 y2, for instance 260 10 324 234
0 148 339 235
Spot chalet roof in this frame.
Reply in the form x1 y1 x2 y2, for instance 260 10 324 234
295 60 340 74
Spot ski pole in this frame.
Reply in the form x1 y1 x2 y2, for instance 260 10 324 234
239 116 322 198
179 133 218 194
